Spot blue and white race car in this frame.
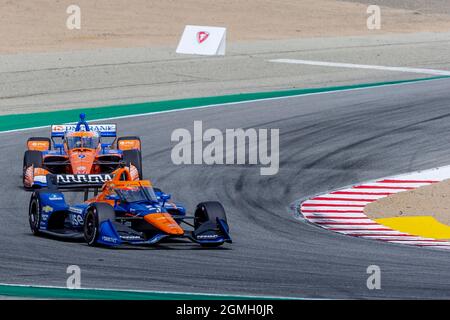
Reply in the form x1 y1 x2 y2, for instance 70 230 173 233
28 168 232 248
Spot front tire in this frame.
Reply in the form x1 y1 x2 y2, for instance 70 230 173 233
84 203 116 246
194 201 228 247
194 201 227 229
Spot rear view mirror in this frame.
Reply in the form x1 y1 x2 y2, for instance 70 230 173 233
160 194 171 205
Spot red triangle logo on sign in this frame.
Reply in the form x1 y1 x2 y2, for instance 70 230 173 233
197 31 210 44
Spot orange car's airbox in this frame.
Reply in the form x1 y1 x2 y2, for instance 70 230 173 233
144 213 184 235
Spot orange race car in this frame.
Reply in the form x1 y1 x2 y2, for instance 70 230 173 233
23 113 142 188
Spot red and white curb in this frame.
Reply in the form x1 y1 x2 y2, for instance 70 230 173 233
298 166 450 250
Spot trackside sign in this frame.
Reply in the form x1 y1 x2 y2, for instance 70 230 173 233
176 25 226 56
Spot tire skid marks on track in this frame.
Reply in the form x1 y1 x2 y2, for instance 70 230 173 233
299 169 450 250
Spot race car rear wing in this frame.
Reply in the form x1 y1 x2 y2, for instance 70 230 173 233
51 124 117 138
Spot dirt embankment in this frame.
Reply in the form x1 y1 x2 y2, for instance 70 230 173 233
1 0 450 53
364 179 450 225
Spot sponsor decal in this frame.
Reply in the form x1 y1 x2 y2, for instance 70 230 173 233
119 140 137 147
52 125 66 132
28 141 50 151
69 207 83 214
56 174 112 184
197 234 219 239
30 141 47 146
49 194 63 201
101 236 118 243
52 124 116 133
42 205 53 213
197 31 209 44
120 235 142 240
71 214 84 226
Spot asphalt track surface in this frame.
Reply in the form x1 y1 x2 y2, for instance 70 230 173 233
2 78 450 299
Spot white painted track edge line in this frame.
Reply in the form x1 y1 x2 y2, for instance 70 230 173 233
270 59 450 76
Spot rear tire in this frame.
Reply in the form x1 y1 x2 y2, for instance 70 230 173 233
28 194 41 235
23 150 43 187
122 149 143 179
84 203 116 246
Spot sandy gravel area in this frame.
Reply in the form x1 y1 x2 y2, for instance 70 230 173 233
364 179 450 225
1 0 450 53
